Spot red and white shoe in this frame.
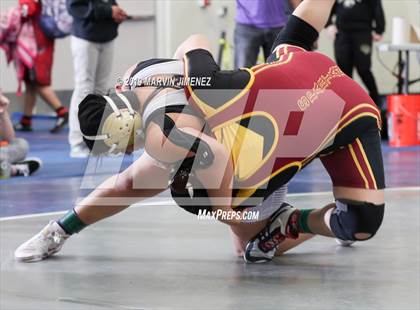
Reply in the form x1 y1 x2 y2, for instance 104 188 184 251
244 203 299 263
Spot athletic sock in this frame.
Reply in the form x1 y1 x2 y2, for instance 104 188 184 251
57 209 87 235
20 115 32 126
55 106 68 117
298 209 315 234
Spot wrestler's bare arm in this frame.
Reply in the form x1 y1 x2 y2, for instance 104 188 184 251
292 0 335 33
173 34 213 60
289 0 301 10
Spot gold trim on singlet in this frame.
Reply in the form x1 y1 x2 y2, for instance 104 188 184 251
254 53 294 74
183 54 255 119
301 104 381 166
356 138 378 190
273 44 306 59
212 111 279 182
232 161 302 208
349 144 369 189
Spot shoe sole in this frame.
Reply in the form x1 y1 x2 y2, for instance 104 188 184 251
50 116 69 134
15 248 61 263
243 242 273 263
14 127 32 132
335 239 356 247
69 152 89 158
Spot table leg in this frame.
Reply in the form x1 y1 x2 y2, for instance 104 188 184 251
404 50 410 94
397 51 403 94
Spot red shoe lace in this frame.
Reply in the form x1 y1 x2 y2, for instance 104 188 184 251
286 210 300 239
258 228 286 252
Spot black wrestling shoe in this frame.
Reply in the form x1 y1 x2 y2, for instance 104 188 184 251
50 112 68 133
14 158 42 177
14 122 33 132
244 203 299 263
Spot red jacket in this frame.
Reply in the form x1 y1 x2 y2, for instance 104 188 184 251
19 0 54 86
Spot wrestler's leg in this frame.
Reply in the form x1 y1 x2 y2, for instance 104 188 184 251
36 85 62 110
244 127 385 262
15 152 169 262
310 127 386 241
15 83 36 131
243 191 384 262
23 83 37 116
228 185 315 257
304 188 384 239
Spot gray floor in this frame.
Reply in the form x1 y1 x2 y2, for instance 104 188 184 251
1 189 419 310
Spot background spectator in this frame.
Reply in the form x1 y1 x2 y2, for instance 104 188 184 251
67 0 127 158
326 0 385 106
0 90 41 178
14 0 69 133
234 0 301 68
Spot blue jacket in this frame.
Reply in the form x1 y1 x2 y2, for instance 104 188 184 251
67 0 119 43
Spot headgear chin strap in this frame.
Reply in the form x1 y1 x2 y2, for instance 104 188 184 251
83 92 143 154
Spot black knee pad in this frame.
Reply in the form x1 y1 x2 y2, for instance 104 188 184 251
330 200 385 241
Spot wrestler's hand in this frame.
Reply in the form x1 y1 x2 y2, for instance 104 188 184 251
326 25 338 40
112 5 127 24
372 32 383 42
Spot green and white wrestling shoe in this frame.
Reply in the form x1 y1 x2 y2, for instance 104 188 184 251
244 203 299 263
14 221 69 262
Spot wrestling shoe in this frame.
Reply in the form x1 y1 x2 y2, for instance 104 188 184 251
50 111 68 133
70 144 90 158
335 239 355 247
14 221 69 262
13 157 42 177
244 203 300 263
14 122 32 132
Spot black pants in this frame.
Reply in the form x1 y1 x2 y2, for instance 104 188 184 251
334 31 380 106
234 23 283 68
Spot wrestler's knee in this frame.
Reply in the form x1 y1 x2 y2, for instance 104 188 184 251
330 199 385 241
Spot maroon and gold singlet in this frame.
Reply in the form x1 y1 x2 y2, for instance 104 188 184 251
184 44 384 207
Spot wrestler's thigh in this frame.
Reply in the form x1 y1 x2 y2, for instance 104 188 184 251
333 187 384 205
120 151 170 191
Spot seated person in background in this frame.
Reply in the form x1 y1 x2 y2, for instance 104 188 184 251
0 90 41 178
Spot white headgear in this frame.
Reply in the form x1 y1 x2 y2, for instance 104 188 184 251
80 92 143 155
